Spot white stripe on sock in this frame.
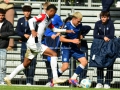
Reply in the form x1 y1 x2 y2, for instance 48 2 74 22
79 64 85 69
58 68 63 73
71 73 78 79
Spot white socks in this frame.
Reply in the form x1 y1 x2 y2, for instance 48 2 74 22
79 64 85 69
58 68 63 73
50 57 58 79
8 63 25 80
71 73 78 79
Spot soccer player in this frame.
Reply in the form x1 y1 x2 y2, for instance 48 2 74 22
42 2 64 86
57 12 88 87
4 4 74 86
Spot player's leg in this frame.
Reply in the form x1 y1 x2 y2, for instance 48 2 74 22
69 51 88 87
71 57 88 79
4 48 37 86
43 47 58 80
4 58 31 86
42 44 67 84
57 48 70 77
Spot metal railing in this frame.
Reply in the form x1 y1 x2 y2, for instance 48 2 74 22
10 0 102 15
10 0 118 16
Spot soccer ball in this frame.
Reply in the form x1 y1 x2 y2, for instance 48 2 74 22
80 79 91 88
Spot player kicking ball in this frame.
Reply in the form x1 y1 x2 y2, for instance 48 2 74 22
4 4 74 86
57 12 88 87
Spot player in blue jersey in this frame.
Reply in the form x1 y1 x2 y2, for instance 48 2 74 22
58 12 88 87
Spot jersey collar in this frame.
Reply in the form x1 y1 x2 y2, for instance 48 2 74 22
70 20 76 27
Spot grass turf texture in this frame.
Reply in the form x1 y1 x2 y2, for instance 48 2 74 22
0 86 119 90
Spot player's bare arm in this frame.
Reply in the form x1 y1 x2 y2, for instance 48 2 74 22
31 30 38 37
60 36 80 44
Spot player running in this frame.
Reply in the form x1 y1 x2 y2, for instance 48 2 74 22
4 4 74 86
57 12 88 87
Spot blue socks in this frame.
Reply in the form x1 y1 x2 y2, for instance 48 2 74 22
75 65 84 75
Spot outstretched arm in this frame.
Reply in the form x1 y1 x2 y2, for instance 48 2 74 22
48 22 75 33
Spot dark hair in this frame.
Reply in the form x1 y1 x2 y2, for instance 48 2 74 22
22 5 32 12
64 16 72 23
0 8 6 14
46 4 57 11
100 11 110 17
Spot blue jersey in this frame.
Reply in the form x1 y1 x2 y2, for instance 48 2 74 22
61 21 85 62
44 14 63 36
62 21 82 49
64 21 82 39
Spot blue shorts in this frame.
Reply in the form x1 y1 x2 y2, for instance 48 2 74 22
61 48 85 63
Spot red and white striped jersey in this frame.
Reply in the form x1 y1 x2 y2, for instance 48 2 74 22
27 14 66 44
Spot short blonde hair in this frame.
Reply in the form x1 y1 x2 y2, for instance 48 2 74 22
43 2 51 9
72 12 83 19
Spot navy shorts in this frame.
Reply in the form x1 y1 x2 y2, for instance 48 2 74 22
61 48 85 63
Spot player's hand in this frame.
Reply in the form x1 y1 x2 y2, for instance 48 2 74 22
66 30 75 33
56 33 61 36
4 0 9 3
31 30 38 37
51 34 56 39
72 39 80 44
24 34 30 39
104 36 110 42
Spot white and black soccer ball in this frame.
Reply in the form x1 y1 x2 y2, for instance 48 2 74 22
80 79 92 88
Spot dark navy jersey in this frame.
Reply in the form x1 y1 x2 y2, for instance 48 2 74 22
64 21 82 39
62 21 82 49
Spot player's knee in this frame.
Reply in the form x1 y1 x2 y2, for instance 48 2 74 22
85 60 88 66
51 52 57 56
81 60 88 66
80 58 88 66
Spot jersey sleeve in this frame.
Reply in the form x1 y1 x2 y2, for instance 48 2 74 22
48 22 66 33
52 15 63 28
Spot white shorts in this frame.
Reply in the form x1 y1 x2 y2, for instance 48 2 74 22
25 42 48 59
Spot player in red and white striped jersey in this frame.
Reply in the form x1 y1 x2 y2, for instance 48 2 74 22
4 4 74 86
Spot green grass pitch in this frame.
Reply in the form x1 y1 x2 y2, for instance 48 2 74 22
0 86 119 90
